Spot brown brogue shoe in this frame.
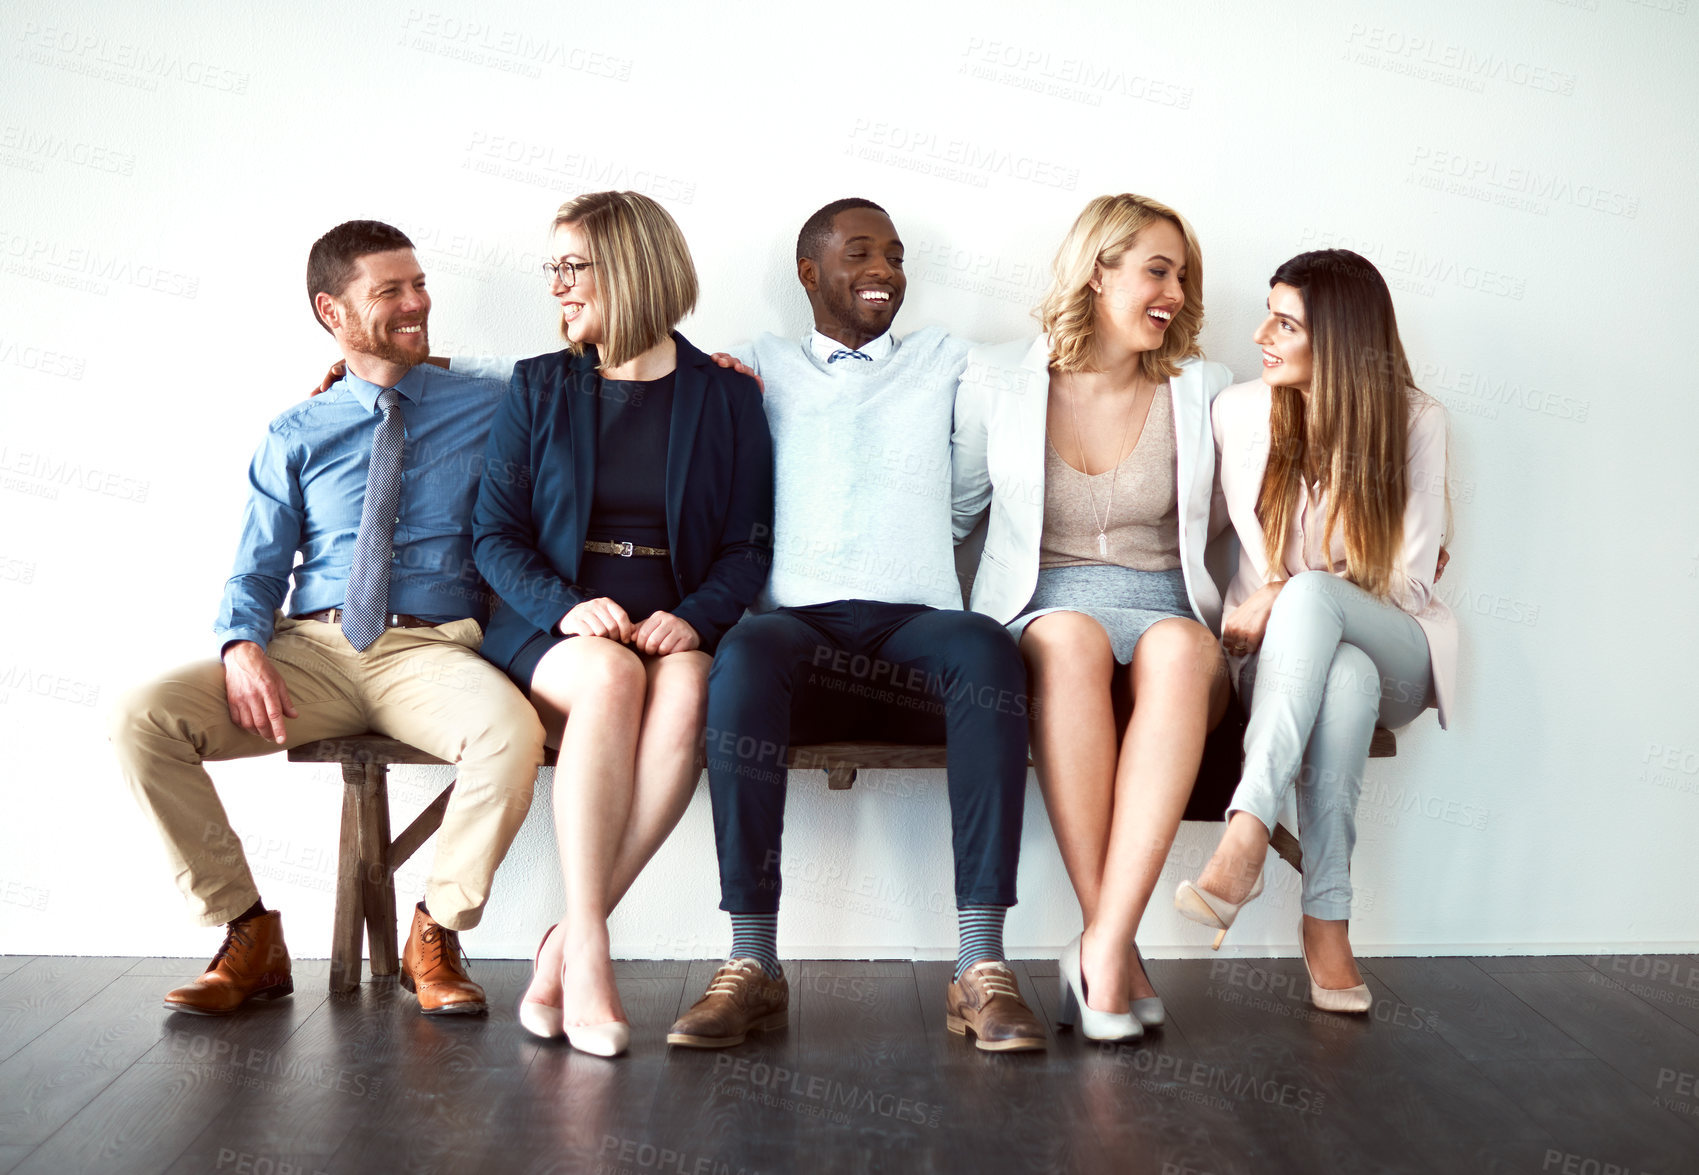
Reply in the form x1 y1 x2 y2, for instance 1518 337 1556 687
163 910 294 1016
667 959 789 1047
400 904 487 1015
946 961 1046 1052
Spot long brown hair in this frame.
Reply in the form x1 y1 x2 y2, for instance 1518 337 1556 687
1256 250 1418 600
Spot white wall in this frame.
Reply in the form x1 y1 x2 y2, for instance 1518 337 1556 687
3 0 1695 963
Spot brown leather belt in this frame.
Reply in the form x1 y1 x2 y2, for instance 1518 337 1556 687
584 540 669 557
296 608 443 630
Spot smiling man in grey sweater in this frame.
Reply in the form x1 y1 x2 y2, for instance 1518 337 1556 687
667 199 1044 1053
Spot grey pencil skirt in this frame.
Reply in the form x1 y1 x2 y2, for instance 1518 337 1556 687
1008 564 1194 664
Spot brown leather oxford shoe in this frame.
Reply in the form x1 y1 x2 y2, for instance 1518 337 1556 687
400 904 487 1015
163 909 294 1016
667 959 789 1047
946 961 1047 1052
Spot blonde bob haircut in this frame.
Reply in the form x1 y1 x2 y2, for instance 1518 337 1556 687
551 190 698 370
1037 193 1205 380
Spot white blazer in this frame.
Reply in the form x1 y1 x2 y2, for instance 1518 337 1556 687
951 336 1236 633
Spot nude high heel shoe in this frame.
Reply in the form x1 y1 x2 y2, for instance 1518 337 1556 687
1129 945 1165 1028
1299 925 1372 1015
1173 870 1266 949
517 924 565 1041
561 946 630 1058
565 1018 631 1058
1056 935 1142 1043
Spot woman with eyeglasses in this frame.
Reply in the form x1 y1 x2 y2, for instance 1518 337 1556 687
472 190 774 1055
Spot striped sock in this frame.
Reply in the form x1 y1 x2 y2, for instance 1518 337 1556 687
955 905 1008 980
728 912 782 979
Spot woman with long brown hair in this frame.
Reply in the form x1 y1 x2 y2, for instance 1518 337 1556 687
1174 249 1456 1012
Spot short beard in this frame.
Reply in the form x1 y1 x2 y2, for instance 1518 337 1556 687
342 308 429 369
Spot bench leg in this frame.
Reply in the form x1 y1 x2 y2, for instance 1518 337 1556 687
331 766 366 993
1270 822 1304 876
357 763 399 978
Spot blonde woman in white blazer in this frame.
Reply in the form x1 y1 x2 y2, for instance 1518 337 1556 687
1174 249 1458 1014
953 194 1233 1042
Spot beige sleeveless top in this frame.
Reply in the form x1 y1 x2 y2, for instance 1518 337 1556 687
1039 387 1181 571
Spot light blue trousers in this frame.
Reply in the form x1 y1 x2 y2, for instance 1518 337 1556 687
1230 571 1431 920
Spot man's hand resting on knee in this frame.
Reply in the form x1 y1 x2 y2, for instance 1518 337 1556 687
222 641 298 744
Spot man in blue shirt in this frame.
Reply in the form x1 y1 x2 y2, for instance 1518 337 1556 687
108 221 545 1018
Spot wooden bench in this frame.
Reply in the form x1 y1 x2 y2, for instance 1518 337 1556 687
289 728 1395 991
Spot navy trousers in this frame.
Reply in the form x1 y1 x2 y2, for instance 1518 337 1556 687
705 600 1030 914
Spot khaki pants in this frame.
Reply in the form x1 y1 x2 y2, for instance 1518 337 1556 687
108 614 545 931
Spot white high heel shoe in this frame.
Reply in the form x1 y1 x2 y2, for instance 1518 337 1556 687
562 948 630 1058
1173 870 1266 949
517 924 565 1040
1299 925 1372 1015
565 1018 631 1058
1129 945 1165 1028
1056 935 1142 1043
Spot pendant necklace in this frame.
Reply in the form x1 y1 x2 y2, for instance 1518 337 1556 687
1066 377 1145 558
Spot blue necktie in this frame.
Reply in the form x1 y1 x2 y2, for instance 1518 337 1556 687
827 348 871 363
342 388 405 652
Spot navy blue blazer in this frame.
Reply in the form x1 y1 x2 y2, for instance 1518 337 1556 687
472 333 774 672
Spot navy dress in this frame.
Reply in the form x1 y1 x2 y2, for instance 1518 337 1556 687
471 332 774 694
507 373 682 688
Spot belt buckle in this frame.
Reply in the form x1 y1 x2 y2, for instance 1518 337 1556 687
615 541 634 558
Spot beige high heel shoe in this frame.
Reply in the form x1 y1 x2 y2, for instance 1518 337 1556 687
1173 871 1266 949
562 949 630 1058
517 924 565 1040
1299 925 1372 1014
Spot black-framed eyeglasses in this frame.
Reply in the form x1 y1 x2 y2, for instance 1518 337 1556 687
541 260 595 285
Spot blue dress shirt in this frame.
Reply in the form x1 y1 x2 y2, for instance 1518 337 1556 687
214 362 510 652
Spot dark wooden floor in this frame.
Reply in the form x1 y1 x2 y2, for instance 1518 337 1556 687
2 953 1697 1174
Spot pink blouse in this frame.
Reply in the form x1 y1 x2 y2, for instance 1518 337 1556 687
1210 380 1457 729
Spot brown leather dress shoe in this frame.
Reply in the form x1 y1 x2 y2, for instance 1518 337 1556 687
400 904 487 1016
163 910 294 1016
946 961 1047 1052
667 959 789 1047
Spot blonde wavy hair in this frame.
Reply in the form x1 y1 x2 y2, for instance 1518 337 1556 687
1037 193 1205 379
551 190 698 370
